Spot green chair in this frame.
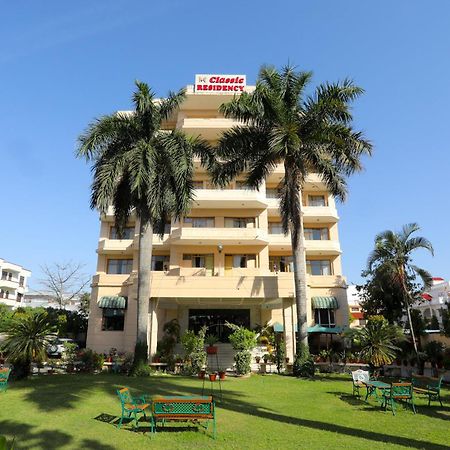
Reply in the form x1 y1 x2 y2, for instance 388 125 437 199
0 369 11 392
116 387 150 429
382 382 416 415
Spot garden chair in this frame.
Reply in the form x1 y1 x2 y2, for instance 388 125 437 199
351 369 370 397
382 382 416 415
0 369 11 393
116 387 150 429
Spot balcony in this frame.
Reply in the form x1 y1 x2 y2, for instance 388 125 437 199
267 234 341 254
97 239 134 255
133 234 170 249
0 279 19 289
171 227 269 246
178 117 240 139
266 199 339 222
192 189 267 209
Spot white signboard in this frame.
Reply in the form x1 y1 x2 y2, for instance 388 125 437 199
195 74 246 93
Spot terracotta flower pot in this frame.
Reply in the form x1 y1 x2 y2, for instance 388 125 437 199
255 357 261 364
198 370 206 379
206 346 218 355
209 373 217 382
218 371 226 380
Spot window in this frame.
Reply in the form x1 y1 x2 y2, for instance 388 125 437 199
0 290 3 298
110 226 135 239
269 256 293 273
184 217 215 228
266 188 278 198
17 293 23 302
304 227 329 240
107 259 133 274
224 217 255 228
19 276 25 287
308 195 326 206
183 254 214 270
101 309 125 331
193 181 204 189
314 309 335 327
225 254 257 269
1 271 7 280
306 260 332 275
151 255 170 271
268 222 284 234
5 291 9 299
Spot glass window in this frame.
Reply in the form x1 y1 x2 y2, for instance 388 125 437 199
1 271 7 280
268 222 284 234
306 260 332 276
314 309 335 327
183 254 214 270
224 217 255 228
110 226 135 239
308 195 326 206
19 276 25 287
184 217 215 228
107 259 133 274
269 256 293 272
151 255 170 271
226 254 256 269
102 309 125 331
304 227 329 240
5 291 9 299
17 293 23 302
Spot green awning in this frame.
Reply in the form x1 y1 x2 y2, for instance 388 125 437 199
97 296 127 309
311 296 339 309
307 325 342 334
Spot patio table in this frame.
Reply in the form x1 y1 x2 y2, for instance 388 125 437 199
363 380 391 403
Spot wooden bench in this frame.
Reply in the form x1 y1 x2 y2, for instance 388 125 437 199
412 374 443 406
150 395 216 438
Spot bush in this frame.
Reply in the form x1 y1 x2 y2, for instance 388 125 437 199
181 327 207 374
293 343 315 378
130 362 155 377
79 349 104 372
235 350 252 375
228 326 257 351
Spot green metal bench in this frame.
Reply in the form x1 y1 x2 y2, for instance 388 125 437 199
150 395 216 438
412 374 443 406
116 387 150 429
381 382 416 415
0 369 11 393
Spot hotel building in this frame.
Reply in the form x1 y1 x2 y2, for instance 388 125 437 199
86 75 349 362
0 258 31 310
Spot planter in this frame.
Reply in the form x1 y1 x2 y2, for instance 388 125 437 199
285 357 290 364
209 373 217 382
206 346 218 355
198 370 206 379
255 356 261 364
218 371 226 380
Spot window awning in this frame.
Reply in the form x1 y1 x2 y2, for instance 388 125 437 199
307 325 342 334
311 296 339 309
97 296 127 309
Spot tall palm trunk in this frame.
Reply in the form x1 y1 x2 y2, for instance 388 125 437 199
135 220 153 364
290 188 309 350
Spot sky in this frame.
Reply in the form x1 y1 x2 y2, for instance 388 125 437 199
1 0 449 289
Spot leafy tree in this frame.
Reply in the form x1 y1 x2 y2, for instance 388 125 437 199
429 315 440 331
1 312 56 378
212 64 371 373
77 81 214 367
442 308 450 337
366 223 433 358
346 316 404 370
79 292 91 316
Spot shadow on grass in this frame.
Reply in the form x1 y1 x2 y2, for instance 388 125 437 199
0 419 115 450
9 374 450 449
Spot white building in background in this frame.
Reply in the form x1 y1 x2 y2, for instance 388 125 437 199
22 290 83 312
415 277 450 327
346 285 366 327
0 258 31 309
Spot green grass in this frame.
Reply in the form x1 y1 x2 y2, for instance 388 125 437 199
0 373 449 449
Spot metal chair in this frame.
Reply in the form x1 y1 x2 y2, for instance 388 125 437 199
351 369 369 397
116 387 150 429
0 369 11 393
382 382 416 415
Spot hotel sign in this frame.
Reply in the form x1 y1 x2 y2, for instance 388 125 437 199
195 74 246 93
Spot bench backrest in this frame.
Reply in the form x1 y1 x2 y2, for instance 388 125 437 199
352 370 369 384
412 375 443 391
116 388 133 406
0 369 11 382
391 382 413 399
152 396 214 418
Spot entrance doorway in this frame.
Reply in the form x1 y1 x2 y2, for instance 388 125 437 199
188 309 250 342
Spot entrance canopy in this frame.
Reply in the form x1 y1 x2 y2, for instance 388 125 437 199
97 296 127 309
272 322 342 334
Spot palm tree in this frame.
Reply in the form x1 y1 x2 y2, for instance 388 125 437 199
367 223 434 357
212 65 372 366
1 312 55 378
77 81 213 365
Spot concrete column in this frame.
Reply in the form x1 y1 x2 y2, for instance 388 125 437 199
282 298 296 361
148 299 158 357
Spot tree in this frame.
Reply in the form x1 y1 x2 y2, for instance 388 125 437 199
346 316 404 371
1 312 55 378
212 64 371 372
79 292 91 316
366 223 433 359
39 262 89 309
77 81 213 366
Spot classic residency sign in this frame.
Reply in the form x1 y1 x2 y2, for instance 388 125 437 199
195 74 246 93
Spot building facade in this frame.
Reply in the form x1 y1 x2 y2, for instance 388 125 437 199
415 277 450 327
86 76 349 361
346 285 366 328
0 258 31 309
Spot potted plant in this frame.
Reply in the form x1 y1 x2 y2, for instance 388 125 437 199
209 372 217 382
206 334 219 355
262 353 270 364
218 368 226 380
255 356 261 364
198 369 206 379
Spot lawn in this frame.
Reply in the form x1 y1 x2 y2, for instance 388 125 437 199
0 373 448 450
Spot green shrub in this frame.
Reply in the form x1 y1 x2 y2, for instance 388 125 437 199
293 343 314 378
130 362 154 377
79 349 104 372
228 326 257 351
181 327 206 374
235 350 252 375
